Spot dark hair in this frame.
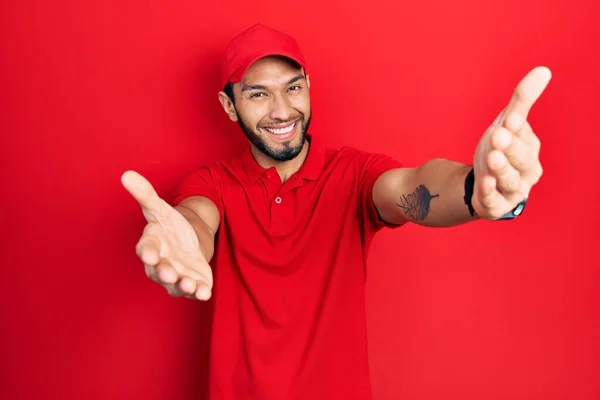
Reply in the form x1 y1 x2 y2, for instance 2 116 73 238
224 82 235 104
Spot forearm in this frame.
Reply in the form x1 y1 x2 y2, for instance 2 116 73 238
403 159 476 227
375 158 478 227
175 205 216 262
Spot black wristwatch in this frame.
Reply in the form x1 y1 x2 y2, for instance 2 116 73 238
464 168 528 220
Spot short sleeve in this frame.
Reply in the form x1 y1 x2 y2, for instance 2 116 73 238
171 167 224 219
356 151 405 238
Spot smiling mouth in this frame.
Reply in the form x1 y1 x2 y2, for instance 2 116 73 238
263 121 297 135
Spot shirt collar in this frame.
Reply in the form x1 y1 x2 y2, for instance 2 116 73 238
241 134 324 183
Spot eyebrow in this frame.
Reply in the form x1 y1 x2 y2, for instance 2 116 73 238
241 75 306 92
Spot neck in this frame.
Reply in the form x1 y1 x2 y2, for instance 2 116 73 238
251 140 310 183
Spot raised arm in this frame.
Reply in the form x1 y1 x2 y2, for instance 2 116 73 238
373 66 552 227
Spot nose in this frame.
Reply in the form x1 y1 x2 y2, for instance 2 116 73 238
269 93 292 122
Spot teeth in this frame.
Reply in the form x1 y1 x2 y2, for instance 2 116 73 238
265 122 295 135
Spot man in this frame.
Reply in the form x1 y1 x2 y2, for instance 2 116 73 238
121 23 551 400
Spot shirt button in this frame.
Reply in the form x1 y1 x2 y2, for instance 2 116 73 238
275 197 282 204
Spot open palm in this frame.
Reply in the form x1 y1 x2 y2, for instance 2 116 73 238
121 170 213 300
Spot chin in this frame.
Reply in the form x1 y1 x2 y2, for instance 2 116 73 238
238 113 310 162
264 134 306 162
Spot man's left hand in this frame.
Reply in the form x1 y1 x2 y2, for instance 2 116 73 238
472 66 552 220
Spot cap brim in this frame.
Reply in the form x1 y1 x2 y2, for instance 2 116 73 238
228 51 307 84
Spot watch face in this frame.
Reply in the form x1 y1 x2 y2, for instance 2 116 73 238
513 202 526 216
499 198 527 220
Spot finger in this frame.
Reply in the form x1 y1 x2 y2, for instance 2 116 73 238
514 120 541 151
155 263 178 284
144 264 159 282
195 281 212 301
147 267 191 298
476 174 506 212
136 234 161 266
178 276 198 295
178 271 212 299
164 283 186 298
504 66 552 121
490 127 534 173
121 170 169 217
487 150 522 196
157 260 213 293
170 258 214 288
175 264 212 300
166 280 205 300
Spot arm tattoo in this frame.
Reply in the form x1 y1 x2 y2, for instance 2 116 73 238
396 184 440 221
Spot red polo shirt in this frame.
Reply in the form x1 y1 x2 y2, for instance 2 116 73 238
173 136 404 400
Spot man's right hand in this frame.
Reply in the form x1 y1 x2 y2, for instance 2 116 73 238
121 170 213 300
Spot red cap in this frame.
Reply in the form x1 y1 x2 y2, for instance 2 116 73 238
220 23 307 89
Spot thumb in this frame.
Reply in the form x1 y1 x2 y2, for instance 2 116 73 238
121 170 166 215
502 66 552 122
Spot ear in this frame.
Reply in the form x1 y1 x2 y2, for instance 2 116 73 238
306 74 310 89
218 91 238 122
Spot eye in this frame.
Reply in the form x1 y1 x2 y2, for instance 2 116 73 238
288 85 301 92
249 92 267 99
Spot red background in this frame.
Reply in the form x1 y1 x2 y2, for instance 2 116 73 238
1 0 599 399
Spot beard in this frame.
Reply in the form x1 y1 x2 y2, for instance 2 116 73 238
236 111 312 162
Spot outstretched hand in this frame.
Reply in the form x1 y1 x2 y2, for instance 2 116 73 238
121 170 213 300
472 66 552 219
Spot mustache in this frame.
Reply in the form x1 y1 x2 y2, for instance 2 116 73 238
261 117 303 126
